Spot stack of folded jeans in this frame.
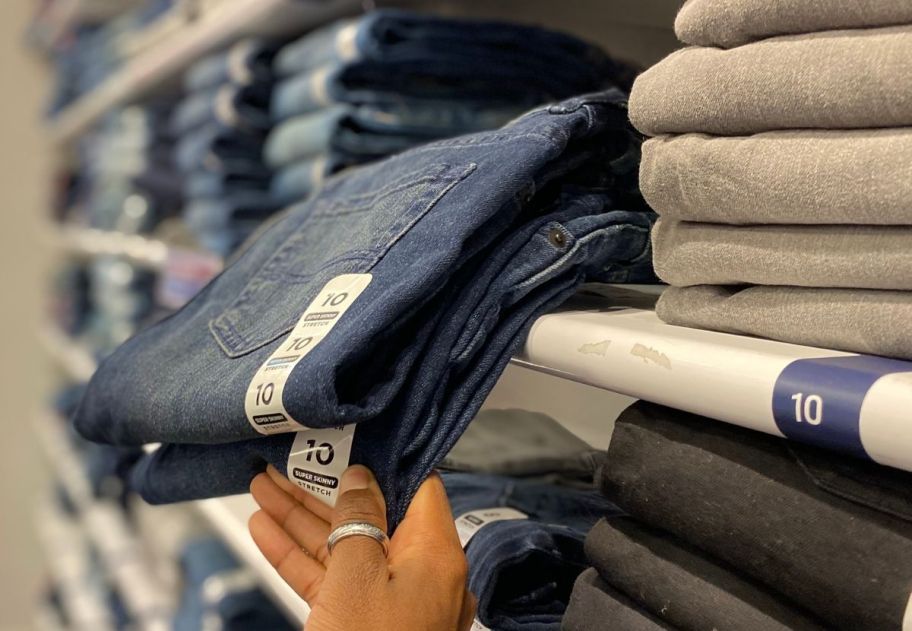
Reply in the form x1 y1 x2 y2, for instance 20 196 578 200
73 90 657 529
440 409 612 629
572 400 912 630
443 472 619 631
265 10 630 204
172 536 295 631
76 104 182 233
46 0 178 115
172 38 283 256
628 0 912 359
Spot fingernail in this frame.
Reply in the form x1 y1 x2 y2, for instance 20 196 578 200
340 465 371 492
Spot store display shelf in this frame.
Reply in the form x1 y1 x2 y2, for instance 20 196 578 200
31 0 138 52
196 496 311 625
40 323 97 382
37 499 116 631
49 0 360 143
517 286 912 472
35 412 174 631
58 225 173 270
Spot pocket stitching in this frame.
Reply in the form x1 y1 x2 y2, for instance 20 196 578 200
209 162 476 357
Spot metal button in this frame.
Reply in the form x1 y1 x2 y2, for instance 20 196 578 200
548 228 566 248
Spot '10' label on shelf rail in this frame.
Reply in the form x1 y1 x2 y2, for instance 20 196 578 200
772 355 912 461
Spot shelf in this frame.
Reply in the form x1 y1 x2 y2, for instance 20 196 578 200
50 0 361 143
41 281 912 471
37 499 117 631
197 495 311 625
29 0 139 52
57 225 176 270
517 285 912 472
35 405 308 626
34 412 175 631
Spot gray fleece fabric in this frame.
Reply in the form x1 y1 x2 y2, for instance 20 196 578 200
640 130 912 225
676 0 912 48
629 26 912 136
652 219 912 290
656 285 912 360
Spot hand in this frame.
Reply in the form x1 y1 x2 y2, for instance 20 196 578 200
249 464 476 631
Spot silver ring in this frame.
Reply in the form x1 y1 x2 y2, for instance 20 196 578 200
326 522 389 557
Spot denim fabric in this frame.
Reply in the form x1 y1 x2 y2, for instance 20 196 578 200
184 39 278 92
442 472 620 631
585 517 828 631
264 102 521 169
270 10 624 121
269 157 327 205
173 537 295 631
440 408 603 481
562 568 676 631
76 91 655 527
184 168 272 200
174 123 264 173
601 401 912 631
184 194 286 258
171 82 273 136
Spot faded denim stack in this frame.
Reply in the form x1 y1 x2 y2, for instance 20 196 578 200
629 0 912 359
171 39 284 256
264 9 631 204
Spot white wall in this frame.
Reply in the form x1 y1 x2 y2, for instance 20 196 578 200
0 2 55 630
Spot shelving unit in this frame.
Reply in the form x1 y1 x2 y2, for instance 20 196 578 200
37 499 116 631
49 0 361 144
196 496 311 625
34 411 175 631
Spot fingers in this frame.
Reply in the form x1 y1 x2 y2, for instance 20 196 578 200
265 464 333 522
250 472 332 564
322 465 390 587
391 472 463 562
458 591 479 631
248 509 325 603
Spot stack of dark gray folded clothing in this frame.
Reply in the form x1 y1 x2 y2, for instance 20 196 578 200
562 400 912 631
628 0 912 360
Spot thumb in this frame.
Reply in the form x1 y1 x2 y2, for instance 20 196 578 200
322 465 390 588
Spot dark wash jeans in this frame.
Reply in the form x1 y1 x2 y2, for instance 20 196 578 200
442 472 620 631
271 9 626 121
75 91 656 526
601 401 912 631
184 39 277 93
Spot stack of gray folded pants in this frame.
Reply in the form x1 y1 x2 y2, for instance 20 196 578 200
628 0 912 359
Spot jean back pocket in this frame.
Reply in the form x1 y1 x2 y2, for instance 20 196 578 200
210 161 476 357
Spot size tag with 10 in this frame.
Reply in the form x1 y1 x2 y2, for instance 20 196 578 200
244 274 371 506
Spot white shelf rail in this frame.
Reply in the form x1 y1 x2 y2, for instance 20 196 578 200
518 288 912 472
196 495 311 625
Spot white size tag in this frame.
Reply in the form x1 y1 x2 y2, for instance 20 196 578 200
245 274 372 434
287 425 356 507
471 619 492 631
455 507 528 548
